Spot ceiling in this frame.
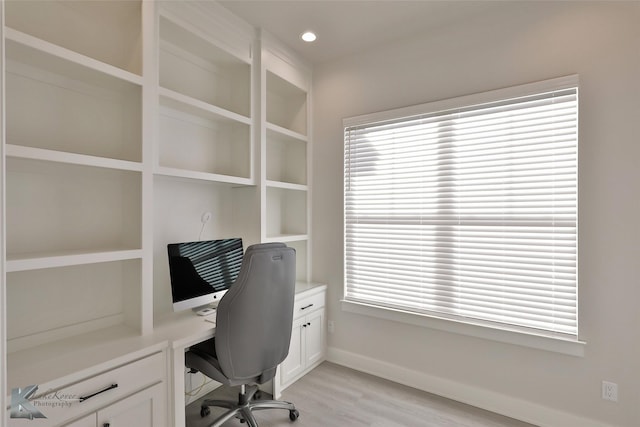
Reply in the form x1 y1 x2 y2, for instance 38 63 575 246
218 1 501 65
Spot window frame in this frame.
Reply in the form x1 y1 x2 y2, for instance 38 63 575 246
342 75 585 356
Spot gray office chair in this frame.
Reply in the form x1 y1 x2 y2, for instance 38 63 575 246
185 243 299 427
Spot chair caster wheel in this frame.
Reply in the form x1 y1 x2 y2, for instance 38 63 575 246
289 409 299 421
200 406 210 417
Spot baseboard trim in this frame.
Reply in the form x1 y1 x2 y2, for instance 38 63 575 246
326 347 610 427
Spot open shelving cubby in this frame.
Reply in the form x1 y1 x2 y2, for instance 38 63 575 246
266 127 307 187
287 240 309 282
157 93 252 184
266 70 307 136
159 14 250 118
265 187 308 241
5 159 141 257
156 12 253 185
152 176 260 317
6 259 142 353
4 33 142 164
5 0 142 76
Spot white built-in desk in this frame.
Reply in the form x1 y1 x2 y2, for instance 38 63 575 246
5 282 325 427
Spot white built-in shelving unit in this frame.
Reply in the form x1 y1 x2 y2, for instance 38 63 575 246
0 0 314 418
261 34 312 282
3 0 147 356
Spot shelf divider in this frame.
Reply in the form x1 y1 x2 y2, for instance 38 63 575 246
266 122 308 142
7 249 144 273
6 145 143 172
159 87 251 126
154 166 253 186
265 180 308 192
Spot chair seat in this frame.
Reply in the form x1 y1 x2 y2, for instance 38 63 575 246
186 338 233 386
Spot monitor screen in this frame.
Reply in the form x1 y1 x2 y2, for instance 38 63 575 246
167 238 243 312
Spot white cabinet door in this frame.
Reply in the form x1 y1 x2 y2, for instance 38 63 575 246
280 307 326 388
63 414 96 427
280 316 306 386
97 383 165 427
305 308 325 367
277 286 327 395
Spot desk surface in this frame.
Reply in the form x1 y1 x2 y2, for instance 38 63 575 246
6 325 168 392
153 280 326 348
154 309 217 349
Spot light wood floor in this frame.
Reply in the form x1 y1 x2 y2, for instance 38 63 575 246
186 362 537 427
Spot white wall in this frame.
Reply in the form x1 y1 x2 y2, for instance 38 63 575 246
311 2 640 426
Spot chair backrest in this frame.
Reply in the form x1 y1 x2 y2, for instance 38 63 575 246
214 243 296 384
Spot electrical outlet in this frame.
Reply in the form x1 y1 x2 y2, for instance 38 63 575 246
327 320 335 334
602 381 618 402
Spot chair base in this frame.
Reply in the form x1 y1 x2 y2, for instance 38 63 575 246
200 385 299 427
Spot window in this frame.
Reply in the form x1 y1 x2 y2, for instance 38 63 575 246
344 76 578 340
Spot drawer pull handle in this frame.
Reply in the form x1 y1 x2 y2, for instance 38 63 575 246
79 383 118 402
301 304 314 310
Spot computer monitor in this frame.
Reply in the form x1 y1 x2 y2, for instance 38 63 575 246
167 238 243 312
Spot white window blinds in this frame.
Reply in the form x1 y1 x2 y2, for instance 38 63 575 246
344 77 578 338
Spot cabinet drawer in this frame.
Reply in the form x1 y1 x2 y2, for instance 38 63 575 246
293 291 325 318
9 352 165 426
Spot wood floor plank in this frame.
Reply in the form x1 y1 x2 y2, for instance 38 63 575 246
186 362 537 427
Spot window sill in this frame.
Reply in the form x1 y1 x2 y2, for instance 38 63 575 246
341 300 585 357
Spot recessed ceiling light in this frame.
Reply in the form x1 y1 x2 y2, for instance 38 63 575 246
301 31 317 43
